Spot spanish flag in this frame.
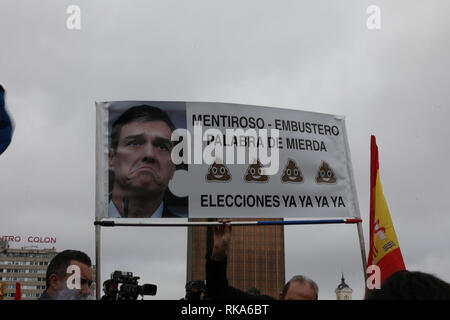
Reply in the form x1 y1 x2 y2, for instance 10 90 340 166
368 135 405 284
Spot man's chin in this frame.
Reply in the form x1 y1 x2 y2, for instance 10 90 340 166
56 289 91 300
132 172 164 186
128 183 165 196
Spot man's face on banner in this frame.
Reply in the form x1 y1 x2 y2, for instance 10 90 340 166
109 120 175 196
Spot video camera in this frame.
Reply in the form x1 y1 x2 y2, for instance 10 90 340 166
106 270 157 300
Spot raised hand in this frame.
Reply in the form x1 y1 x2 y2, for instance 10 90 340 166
211 219 232 261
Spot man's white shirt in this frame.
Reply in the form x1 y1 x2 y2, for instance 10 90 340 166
108 200 164 218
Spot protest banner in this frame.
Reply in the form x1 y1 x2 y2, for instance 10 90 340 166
96 101 360 220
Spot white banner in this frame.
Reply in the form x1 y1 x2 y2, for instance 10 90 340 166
96 101 360 219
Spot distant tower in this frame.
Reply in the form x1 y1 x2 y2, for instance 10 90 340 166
335 273 353 300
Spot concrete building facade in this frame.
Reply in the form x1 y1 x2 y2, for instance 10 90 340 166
0 241 57 300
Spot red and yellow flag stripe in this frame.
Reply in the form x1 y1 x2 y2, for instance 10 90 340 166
368 136 405 284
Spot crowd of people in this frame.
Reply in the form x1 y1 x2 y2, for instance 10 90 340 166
36 220 450 301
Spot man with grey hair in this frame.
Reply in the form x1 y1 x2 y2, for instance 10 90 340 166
206 219 319 300
279 275 319 300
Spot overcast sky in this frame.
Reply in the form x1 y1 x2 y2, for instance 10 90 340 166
1 0 449 300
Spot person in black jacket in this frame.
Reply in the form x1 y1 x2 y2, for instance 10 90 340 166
206 219 318 300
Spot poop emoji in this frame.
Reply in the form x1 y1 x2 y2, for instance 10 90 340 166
206 161 231 182
281 159 303 183
244 160 269 182
315 161 337 184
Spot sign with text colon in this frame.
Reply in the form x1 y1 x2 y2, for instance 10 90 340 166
96 101 360 219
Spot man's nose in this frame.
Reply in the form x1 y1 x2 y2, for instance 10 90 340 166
142 143 156 163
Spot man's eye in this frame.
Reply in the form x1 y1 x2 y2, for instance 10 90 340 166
158 144 170 151
126 141 141 146
81 279 93 287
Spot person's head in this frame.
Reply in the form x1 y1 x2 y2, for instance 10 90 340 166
367 270 450 300
45 250 93 300
103 279 118 297
185 280 206 300
109 105 176 199
279 275 319 300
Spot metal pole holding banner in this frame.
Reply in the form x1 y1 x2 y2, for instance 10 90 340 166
341 117 368 286
95 102 108 300
95 223 101 300
94 218 362 227
356 221 368 284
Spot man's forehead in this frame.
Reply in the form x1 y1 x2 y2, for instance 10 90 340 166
288 280 316 296
120 120 173 138
69 260 93 277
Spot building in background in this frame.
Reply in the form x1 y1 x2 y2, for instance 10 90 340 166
0 241 57 300
187 218 285 298
0 241 96 300
335 273 353 300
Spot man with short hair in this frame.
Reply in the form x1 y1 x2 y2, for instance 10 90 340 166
206 219 319 300
38 250 93 300
108 105 179 218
